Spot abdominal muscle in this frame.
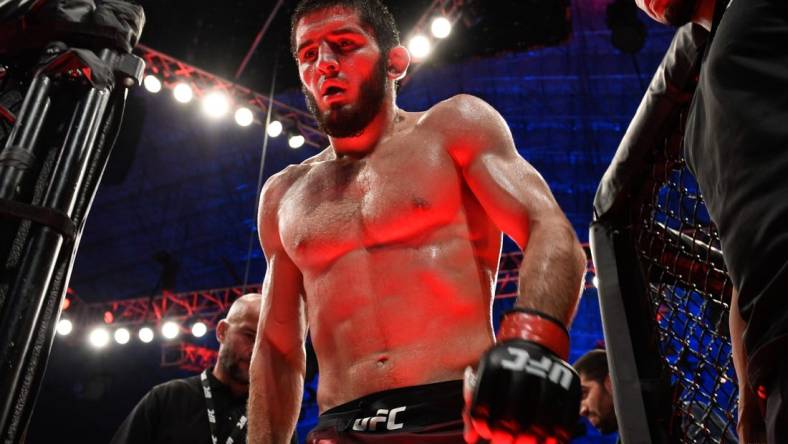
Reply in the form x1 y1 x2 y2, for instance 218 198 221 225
305 238 498 412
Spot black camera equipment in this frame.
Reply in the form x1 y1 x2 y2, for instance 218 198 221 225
0 1 145 441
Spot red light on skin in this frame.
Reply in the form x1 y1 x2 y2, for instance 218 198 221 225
104 311 114 324
757 385 767 400
62 298 71 311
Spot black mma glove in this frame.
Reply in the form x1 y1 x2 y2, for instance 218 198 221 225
464 308 581 443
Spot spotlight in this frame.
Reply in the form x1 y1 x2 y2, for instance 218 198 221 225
191 321 208 338
139 327 154 343
408 35 432 61
288 134 305 149
143 75 162 93
114 328 131 345
430 17 452 39
202 91 230 118
173 83 193 103
56 319 73 336
592 276 600 288
234 107 254 127
161 321 180 340
267 120 283 138
88 327 110 348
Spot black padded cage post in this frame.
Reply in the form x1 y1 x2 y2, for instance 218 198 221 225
591 23 739 444
0 31 144 444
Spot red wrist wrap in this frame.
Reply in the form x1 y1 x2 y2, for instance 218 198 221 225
497 310 570 360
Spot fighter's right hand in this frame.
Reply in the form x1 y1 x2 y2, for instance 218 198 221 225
463 309 581 444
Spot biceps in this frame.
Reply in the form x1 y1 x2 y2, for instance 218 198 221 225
464 152 561 247
258 254 307 357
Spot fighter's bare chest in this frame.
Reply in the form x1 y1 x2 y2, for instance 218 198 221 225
279 144 463 267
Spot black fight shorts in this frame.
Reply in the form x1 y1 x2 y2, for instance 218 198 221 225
306 381 468 443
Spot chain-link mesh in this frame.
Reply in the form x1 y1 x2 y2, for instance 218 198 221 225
633 108 739 443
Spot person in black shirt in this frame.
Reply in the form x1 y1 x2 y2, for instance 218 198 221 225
635 1 788 442
111 293 290 444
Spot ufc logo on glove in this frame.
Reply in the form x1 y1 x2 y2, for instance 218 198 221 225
501 347 575 390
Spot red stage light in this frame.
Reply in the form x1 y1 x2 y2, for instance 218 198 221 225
104 311 114 324
62 298 71 311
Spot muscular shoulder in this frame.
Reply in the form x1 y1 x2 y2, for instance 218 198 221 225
420 94 515 165
259 148 331 207
259 165 304 212
421 94 505 133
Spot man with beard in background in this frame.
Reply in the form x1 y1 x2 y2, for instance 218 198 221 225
112 293 295 444
636 0 788 442
574 350 618 436
247 0 587 443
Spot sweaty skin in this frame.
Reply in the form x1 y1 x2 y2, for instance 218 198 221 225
248 7 586 443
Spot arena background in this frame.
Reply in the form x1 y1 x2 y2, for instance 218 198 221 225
23 1 676 442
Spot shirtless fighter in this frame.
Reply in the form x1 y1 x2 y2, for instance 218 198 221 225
248 1 586 442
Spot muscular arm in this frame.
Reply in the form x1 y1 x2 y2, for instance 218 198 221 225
441 95 586 326
248 173 308 444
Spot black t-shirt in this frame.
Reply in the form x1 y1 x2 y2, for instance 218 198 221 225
684 0 788 383
110 371 247 444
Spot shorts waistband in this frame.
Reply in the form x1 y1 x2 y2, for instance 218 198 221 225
316 380 464 433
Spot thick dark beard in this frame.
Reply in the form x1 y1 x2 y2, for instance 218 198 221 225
662 0 697 26
304 57 388 138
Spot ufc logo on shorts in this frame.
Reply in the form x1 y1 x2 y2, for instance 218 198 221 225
352 406 406 432
501 347 573 390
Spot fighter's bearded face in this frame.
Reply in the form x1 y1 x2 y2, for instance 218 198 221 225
635 0 698 26
295 7 389 138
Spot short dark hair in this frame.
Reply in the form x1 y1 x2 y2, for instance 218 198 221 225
290 0 400 59
573 349 609 383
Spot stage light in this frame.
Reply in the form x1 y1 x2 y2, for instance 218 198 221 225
173 83 193 103
56 319 73 336
161 321 180 340
408 35 432 61
592 276 600 288
191 321 208 338
267 120 283 138
430 17 452 39
288 134 305 149
104 310 114 324
234 107 254 127
88 327 110 348
143 75 162 93
114 328 131 345
139 327 154 343
202 91 230 118
62 297 71 311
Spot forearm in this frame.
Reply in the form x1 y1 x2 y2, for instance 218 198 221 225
247 344 305 444
729 287 749 391
515 218 585 327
